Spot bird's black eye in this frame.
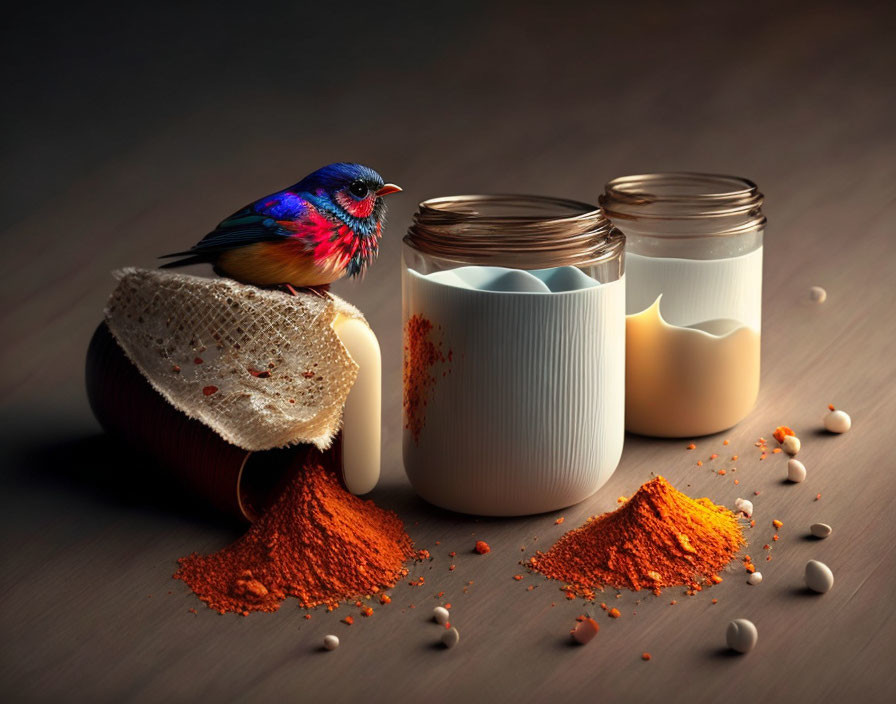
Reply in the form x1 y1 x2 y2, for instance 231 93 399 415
348 180 369 199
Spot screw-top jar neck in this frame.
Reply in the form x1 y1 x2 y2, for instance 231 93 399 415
599 173 765 237
405 194 625 271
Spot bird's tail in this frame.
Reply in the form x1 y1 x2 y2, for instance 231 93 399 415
158 252 209 269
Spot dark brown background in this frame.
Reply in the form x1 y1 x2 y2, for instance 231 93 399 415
2 1 895 702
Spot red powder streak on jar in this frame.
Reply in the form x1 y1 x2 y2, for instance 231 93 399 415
402 314 450 442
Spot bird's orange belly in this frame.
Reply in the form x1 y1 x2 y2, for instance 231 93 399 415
216 242 344 287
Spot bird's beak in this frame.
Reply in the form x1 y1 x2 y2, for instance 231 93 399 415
375 184 402 197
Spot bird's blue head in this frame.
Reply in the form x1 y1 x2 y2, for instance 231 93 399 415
293 162 401 277
294 162 401 228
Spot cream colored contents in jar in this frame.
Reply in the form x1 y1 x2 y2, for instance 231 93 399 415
625 298 760 437
624 247 761 437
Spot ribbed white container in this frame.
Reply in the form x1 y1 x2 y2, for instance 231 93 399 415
402 267 625 516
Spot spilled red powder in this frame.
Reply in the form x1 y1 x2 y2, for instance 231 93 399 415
175 461 415 614
403 314 449 441
531 476 743 594
474 540 491 554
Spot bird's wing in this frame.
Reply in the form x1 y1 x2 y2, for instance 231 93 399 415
160 196 311 259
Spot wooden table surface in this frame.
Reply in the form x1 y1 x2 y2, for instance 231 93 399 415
2 2 895 702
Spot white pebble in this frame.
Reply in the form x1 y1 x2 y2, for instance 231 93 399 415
824 410 851 433
747 572 763 585
734 498 753 518
441 626 460 649
433 606 450 625
323 635 339 651
810 523 832 538
787 459 807 482
782 435 801 455
805 560 834 593
726 619 758 654
809 286 827 303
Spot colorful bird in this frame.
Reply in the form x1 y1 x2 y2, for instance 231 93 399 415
160 162 401 292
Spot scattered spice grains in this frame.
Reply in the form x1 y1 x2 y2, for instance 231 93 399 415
531 477 743 594
175 460 415 614
474 541 491 555
571 617 600 645
608 608 621 618
773 426 795 444
642 652 652 661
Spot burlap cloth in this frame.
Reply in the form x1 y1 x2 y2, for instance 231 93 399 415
104 268 366 451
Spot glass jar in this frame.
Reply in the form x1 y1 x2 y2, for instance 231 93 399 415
599 173 765 438
402 194 625 516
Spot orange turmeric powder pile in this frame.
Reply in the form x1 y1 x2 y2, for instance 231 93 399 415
531 476 743 593
175 461 415 615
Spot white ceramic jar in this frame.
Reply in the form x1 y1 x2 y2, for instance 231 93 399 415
402 195 625 516
600 173 765 438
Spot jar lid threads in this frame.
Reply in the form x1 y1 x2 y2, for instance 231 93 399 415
406 194 625 270
599 173 765 236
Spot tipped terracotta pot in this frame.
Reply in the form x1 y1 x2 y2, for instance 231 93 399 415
85 323 337 521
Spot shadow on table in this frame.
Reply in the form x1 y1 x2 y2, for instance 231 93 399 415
12 431 238 530
368 477 555 534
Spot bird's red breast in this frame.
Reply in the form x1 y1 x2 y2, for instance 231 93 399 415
214 207 375 287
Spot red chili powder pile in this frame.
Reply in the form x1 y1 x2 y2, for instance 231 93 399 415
175 461 415 615
531 476 744 594
403 314 449 442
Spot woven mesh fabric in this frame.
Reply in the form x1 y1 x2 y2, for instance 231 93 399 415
104 268 366 451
